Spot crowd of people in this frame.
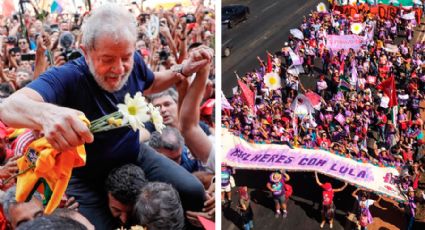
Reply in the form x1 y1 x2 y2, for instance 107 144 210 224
223 1 425 229
0 0 215 229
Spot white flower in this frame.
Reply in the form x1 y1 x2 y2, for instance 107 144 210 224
149 104 165 133
317 3 327 13
349 0 358 5
117 92 150 131
350 23 363 35
264 72 281 90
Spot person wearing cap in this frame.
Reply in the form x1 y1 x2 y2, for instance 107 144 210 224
352 188 381 230
317 131 331 150
402 144 414 163
315 172 347 229
358 147 371 162
266 170 290 218
377 147 394 165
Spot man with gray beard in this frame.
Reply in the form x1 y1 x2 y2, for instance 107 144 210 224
0 4 212 230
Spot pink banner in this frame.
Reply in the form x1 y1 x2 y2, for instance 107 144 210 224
222 130 405 201
326 35 363 51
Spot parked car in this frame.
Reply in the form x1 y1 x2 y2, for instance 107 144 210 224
222 5 250 29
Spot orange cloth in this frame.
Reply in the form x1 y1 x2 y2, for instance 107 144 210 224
15 116 89 214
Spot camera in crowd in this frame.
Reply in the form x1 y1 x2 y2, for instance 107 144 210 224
59 31 82 62
61 48 82 62
184 14 196 23
6 36 16 44
158 49 170 63
138 13 150 24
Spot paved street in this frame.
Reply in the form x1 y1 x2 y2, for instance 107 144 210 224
221 0 322 96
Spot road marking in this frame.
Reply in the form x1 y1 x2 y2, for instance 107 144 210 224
262 2 279 13
223 38 233 46
247 1 316 49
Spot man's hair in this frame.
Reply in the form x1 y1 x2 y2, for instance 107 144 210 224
16 68 34 79
148 88 178 103
16 215 87 230
51 208 78 218
149 126 184 152
2 186 43 222
81 4 137 50
0 83 15 97
188 42 203 51
8 47 20 55
132 182 184 230
105 164 147 205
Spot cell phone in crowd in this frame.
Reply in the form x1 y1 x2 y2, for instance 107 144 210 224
21 53 36 61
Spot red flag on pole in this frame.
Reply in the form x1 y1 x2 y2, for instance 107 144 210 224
2 0 16 17
378 76 398 107
237 79 255 110
266 54 272 73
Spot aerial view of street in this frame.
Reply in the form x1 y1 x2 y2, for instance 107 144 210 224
221 0 425 229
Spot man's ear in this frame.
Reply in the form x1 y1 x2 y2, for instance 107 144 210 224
79 44 88 57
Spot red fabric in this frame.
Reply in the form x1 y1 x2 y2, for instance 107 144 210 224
0 122 7 139
284 184 293 199
378 76 398 107
377 114 387 127
200 99 215 116
413 174 420 190
317 138 331 149
0 207 8 230
322 188 334 206
237 79 255 111
266 54 273 73
305 91 322 108
403 151 413 162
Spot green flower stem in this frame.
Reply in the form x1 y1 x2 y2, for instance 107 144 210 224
91 111 122 126
90 121 108 131
91 124 130 133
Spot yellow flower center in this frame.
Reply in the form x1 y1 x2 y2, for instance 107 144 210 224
128 106 137 115
269 77 277 85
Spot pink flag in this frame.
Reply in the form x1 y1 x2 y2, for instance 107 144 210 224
367 76 377 84
334 113 346 125
221 92 233 110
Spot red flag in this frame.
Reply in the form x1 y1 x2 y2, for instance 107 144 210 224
200 98 215 115
378 76 398 107
2 0 15 17
237 79 255 110
266 54 272 73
